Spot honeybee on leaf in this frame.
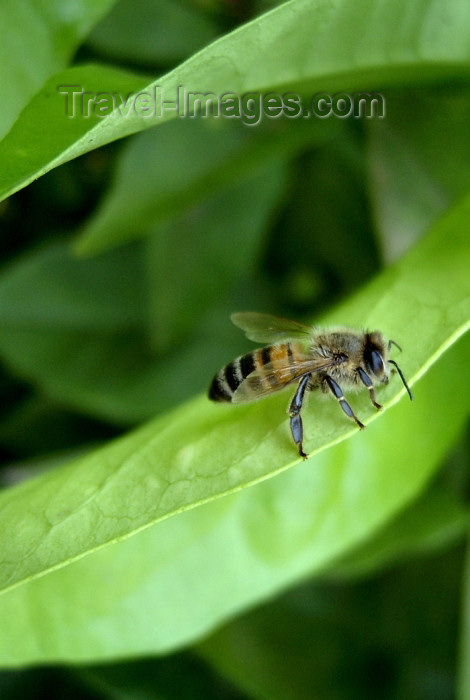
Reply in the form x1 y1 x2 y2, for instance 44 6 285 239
209 312 413 458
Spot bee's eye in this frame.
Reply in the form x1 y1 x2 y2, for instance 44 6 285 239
366 347 385 377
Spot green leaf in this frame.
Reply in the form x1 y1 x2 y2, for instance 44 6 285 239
3 0 470 205
0 190 468 665
0 0 115 140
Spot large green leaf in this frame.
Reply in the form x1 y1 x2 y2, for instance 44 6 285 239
0 190 468 665
0 0 115 140
0 334 467 667
2 0 470 209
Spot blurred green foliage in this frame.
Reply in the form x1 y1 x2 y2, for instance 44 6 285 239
0 1 469 699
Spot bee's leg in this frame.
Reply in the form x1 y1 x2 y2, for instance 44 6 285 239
356 367 382 410
323 375 365 429
289 374 311 459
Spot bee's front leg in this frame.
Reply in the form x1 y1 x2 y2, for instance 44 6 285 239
289 374 311 459
356 367 382 410
323 375 365 429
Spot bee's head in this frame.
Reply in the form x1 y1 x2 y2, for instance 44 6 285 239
365 332 414 400
364 332 389 383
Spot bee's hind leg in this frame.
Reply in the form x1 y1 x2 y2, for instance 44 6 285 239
289 374 311 459
323 375 365 429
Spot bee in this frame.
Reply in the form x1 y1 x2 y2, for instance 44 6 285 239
208 312 413 459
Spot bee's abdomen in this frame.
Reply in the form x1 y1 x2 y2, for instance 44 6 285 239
208 343 299 403
208 351 257 402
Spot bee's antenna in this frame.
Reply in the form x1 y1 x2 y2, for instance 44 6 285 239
389 360 413 401
388 339 402 352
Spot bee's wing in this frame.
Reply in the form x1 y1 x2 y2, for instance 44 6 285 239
231 312 313 343
231 355 343 404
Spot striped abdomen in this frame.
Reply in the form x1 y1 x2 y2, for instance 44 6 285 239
208 342 302 403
